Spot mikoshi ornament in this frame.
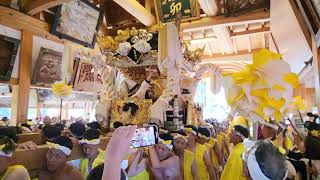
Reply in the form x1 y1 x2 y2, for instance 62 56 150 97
223 49 300 123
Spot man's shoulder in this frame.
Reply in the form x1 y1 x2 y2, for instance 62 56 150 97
63 165 83 180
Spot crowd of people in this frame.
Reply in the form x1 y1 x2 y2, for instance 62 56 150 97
0 114 319 180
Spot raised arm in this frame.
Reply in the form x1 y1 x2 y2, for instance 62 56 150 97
127 149 147 176
149 147 178 168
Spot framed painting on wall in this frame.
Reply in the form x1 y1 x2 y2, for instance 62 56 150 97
296 0 320 47
51 0 103 48
153 0 200 23
32 47 62 87
74 60 106 93
0 34 20 81
223 0 270 17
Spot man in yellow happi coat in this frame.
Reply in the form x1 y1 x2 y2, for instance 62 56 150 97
220 125 249 180
69 129 105 178
185 125 216 180
173 131 199 180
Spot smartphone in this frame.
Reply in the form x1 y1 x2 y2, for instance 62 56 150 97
131 126 158 148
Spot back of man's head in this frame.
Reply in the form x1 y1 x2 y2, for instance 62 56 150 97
43 125 62 140
87 122 101 130
69 122 86 139
0 126 18 142
83 129 100 140
255 141 287 180
52 136 73 151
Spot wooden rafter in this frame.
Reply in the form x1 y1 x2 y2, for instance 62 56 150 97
0 6 63 43
230 27 270 38
20 0 71 15
202 48 263 59
181 11 270 32
113 0 156 26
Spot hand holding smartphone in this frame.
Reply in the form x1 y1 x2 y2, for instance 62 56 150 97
131 125 158 148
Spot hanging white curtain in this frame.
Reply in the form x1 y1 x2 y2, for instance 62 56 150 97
197 0 219 16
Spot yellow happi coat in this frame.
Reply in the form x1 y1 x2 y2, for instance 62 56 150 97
220 143 246 180
195 143 209 180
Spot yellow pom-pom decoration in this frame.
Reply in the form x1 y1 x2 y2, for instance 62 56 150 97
52 81 72 97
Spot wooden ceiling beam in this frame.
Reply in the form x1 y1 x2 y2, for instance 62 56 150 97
20 0 71 15
202 48 263 59
113 0 156 26
230 27 270 38
0 6 63 43
182 10 270 32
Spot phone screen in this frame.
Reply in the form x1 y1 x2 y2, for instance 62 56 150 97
131 126 158 148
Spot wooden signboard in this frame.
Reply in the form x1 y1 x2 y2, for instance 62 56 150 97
153 0 200 23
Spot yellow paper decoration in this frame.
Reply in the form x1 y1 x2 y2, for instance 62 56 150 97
223 49 299 123
283 73 299 88
289 96 306 111
51 81 72 97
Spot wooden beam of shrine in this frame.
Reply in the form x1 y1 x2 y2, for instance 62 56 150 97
0 78 19 85
13 137 110 171
20 0 71 15
230 27 270 38
202 48 262 59
312 39 320 108
0 6 63 44
17 30 33 124
181 11 270 32
113 0 156 26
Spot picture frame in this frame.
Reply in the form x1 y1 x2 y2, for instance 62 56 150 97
51 0 103 48
296 0 320 47
32 47 62 87
224 0 270 17
0 34 20 81
74 60 106 93
153 0 200 23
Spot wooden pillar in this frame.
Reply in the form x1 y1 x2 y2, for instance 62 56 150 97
312 39 320 109
17 30 33 124
9 85 19 126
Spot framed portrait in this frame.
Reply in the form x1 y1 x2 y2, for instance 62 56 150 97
153 0 200 23
296 0 320 47
0 34 20 81
32 47 62 87
37 89 54 102
74 60 106 93
51 0 103 48
224 0 270 17
110 100 152 125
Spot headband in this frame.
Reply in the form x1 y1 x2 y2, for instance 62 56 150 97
174 134 188 142
198 133 210 140
185 128 197 136
259 120 279 130
0 144 12 157
79 139 100 145
159 138 173 150
233 127 246 140
46 142 72 156
160 129 168 133
245 145 288 180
